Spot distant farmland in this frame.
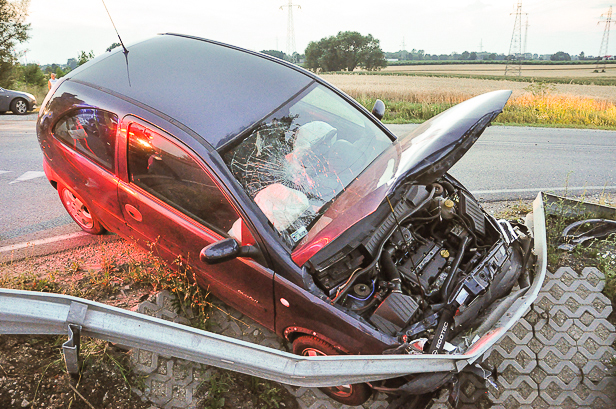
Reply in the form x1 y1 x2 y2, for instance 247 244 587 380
382 63 616 80
320 73 616 128
320 74 616 103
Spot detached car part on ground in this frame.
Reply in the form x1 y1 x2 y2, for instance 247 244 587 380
36 34 546 406
0 86 37 115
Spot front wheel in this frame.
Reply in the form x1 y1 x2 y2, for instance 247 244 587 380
292 336 372 406
58 183 105 234
11 98 28 115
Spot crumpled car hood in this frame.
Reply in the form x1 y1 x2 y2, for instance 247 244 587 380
292 90 512 266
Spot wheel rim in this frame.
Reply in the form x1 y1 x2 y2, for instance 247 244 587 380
302 348 353 398
62 189 94 229
15 100 27 114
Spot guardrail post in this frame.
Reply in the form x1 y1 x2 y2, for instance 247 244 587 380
62 302 88 377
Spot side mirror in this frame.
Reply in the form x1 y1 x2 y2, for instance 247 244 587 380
372 99 385 120
200 238 260 264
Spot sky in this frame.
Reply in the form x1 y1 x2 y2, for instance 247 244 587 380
16 0 616 65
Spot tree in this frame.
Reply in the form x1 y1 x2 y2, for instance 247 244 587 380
0 0 31 88
461 51 470 60
44 63 58 74
22 63 45 86
304 31 386 72
550 51 571 61
55 66 66 78
469 52 477 60
78 50 95 66
106 42 121 52
579 51 585 60
305 36 343 71
260 50 287 60
66 58 77 69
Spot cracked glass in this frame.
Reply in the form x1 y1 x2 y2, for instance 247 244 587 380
223 84 392 248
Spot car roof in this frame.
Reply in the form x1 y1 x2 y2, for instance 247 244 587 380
67 34 313 149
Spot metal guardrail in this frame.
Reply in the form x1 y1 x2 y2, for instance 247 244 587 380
543 192 616 218
0 194 547 388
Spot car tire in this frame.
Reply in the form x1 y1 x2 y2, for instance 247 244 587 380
292 335 372 406
58 183 106 234
10 98 29 115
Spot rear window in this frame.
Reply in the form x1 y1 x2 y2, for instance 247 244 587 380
53 108 118 171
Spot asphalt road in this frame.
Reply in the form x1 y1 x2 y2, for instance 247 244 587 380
0 115 115 262
1 116 615 260
388 124 616 201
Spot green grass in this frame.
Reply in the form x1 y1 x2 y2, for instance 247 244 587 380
355 96 452 123
196 370 287 409
0 241 214 330
354 96 616 130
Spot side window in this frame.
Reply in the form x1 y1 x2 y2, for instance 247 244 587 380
53 108 118 171
127 123 238 236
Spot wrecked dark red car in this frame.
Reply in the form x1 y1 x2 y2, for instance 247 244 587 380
37 34 546 405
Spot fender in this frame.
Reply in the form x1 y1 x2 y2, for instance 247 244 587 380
283 326 352 355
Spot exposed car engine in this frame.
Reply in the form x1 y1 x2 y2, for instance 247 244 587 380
307 177 530 354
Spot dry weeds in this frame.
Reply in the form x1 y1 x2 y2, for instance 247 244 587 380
320 74 616 103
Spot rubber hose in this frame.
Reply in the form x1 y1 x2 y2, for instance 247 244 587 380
440 235 471 301
440 181 455 195
381 246 402 292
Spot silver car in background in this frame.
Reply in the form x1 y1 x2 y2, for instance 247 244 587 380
0 87 37 115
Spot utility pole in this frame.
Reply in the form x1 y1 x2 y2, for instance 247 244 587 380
505 1 526 76
280 1 301 61
596 6 615 73
401 37 408 60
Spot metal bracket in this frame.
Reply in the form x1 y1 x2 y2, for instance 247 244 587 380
464 363 498 390
62 302 88 377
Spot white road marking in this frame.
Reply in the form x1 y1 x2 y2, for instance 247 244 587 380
0 170 12 175
0 232 89 253
9 171 46 184
471 186 616 195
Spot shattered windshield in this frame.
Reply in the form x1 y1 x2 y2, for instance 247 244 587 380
223 84 392 248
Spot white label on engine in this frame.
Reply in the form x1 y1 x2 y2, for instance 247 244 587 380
455 288 469 305
291 226 308 242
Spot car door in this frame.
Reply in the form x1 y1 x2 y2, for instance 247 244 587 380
49 107 127 235
0 88 10 111
116 118 275 329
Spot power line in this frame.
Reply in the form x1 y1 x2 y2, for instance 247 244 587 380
596 6 615 73
280 1 301 60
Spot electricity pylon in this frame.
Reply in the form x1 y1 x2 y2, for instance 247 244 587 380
280 1 301 61
596 6 615 73
523 15 530 56
505 1 526 76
